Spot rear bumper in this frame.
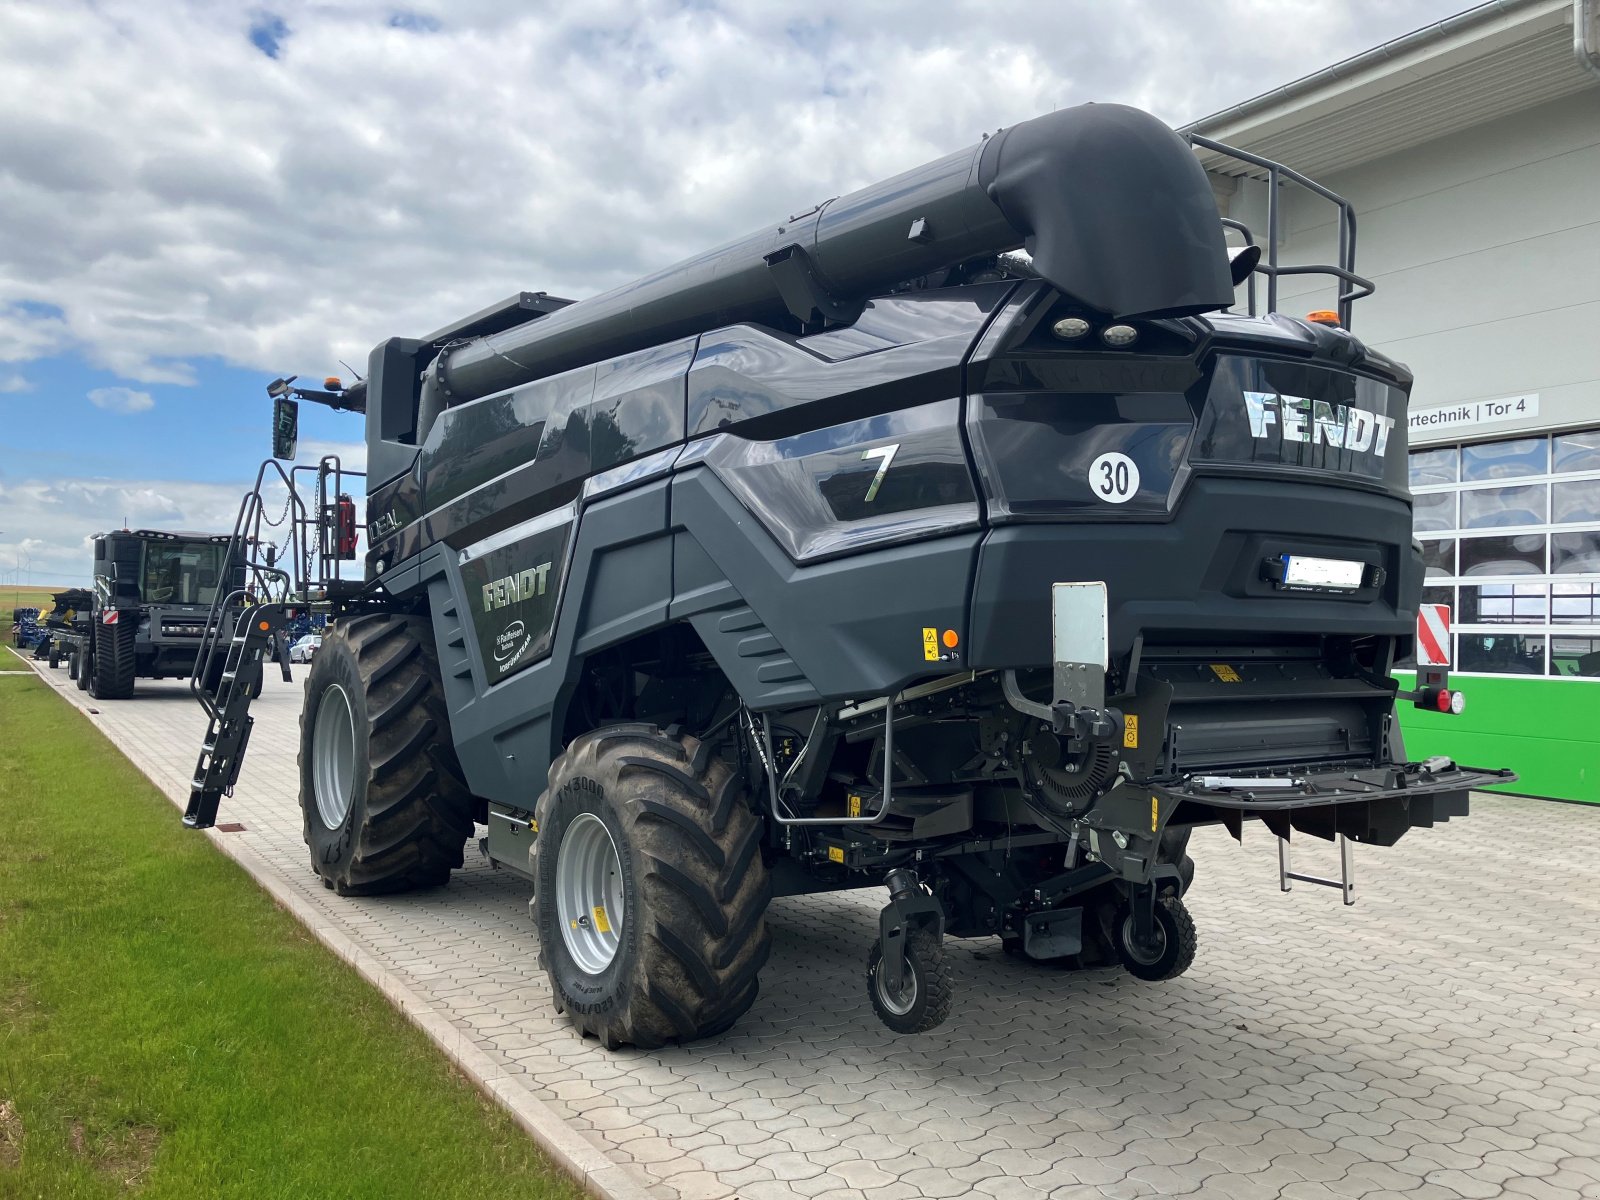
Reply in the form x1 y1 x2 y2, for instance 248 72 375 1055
968 478 1419 667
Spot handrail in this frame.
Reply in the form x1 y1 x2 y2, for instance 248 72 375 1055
1187 132 1375 329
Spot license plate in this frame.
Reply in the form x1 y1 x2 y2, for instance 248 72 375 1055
1281 554 1364 590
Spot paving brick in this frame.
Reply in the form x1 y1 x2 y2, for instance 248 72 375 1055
33 660 1600 1200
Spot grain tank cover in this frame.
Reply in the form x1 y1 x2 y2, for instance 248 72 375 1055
977 104 1234 320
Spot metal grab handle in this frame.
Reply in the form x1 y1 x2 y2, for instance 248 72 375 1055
760 699 897 827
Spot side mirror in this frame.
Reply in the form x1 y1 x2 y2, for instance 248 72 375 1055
273 396 299 460
1228 244 1262 287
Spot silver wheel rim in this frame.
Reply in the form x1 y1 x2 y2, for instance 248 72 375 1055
557 813 625 975
1121 914 1168 966
875 955 919 1017
312 684 356 829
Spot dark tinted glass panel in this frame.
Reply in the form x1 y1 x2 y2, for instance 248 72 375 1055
1420 540 1455 578
1195 356 1407 491
711 398 979 561
1551 583 1600 624
1553 431 1600 474
1552 531 1600 574
1461 436 1545 481
1460 484 1545 529
1408 446 1457 486
971 392 1190 520
1458 633 1544 675
1551 637 1600 677
1412 490 1455 532
1459 534 1545 576
1420 585 1453 612
1458 584 1546 624
1553 478 1600 524
141 541 228 606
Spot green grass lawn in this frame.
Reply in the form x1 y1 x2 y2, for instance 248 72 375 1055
0 675 584 1199
4 584 73 612
0 649 27 672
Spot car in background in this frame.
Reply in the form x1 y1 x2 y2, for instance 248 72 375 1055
288 634 322 664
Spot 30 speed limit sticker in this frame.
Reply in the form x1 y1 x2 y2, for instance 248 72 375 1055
1088 451 1140 503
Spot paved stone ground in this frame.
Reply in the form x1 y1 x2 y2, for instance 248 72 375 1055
23 658 1600 1200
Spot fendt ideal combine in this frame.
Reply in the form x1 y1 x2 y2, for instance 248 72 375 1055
188 103 1511 1045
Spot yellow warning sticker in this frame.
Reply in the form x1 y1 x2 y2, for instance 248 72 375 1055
1124 714 1139 749
529 818 538 834
922 627 939 661
1209 663 1242 683
827 845 845 864
1151 795 1159 832
591 905 612 934
848 793 862 818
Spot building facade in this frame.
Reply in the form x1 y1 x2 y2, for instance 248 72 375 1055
1188 0 1600 802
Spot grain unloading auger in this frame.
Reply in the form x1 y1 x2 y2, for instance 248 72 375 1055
190 102 1512 1041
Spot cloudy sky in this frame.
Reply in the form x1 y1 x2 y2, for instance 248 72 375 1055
1 0 1477 585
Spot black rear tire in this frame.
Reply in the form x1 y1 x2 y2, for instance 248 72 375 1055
47 640 60 668
89 622 136 699
298 613 473 895
534 725 771 1049
1115 895 1197 982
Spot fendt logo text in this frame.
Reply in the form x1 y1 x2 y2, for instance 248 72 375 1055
1243 391 1396 458
481 562 554 612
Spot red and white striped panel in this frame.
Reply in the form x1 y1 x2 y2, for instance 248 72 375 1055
1416 603 1451 667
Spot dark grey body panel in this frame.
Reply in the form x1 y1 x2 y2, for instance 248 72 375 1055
968 479 1417 667
424 462 977 813
671 466 976 704
423 481 673 811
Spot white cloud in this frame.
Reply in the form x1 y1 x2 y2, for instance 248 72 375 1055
296 439 367 475
0 0 1471 386
0 476 251 585
87 385 155 413
0 373 30 393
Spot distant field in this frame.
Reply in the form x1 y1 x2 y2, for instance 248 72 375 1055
4 585 79 611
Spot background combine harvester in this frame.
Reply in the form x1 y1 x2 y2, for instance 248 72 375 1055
186 102 1512 1045
43 530 256 700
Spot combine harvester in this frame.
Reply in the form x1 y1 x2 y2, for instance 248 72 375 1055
186 102 1510 1045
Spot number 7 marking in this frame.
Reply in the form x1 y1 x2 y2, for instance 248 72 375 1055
862 443 899 502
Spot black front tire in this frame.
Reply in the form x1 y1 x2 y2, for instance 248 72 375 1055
866 925 952 1034
1115 895 1197 982
534 724 771 1049
88 622 136 699
298 613 473 896
47 640 60 668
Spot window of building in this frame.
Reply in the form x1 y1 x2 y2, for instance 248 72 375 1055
1410 429 1600 679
